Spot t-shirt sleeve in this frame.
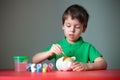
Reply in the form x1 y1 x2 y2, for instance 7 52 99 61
89 44 103 63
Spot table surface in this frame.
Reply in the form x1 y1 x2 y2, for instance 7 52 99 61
0 69 120 80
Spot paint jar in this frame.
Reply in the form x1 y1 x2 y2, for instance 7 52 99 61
13 56 29 72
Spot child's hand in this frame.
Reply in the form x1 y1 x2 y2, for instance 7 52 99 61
49 44 62 55
71 62 88 71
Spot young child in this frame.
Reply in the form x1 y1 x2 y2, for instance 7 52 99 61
32 4 107 71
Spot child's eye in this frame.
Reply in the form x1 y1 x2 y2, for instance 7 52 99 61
75 26 80 29
66 26 71 28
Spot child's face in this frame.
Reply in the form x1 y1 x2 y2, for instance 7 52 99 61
62 15 85 43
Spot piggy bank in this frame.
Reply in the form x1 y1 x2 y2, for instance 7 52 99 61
56 56 76 71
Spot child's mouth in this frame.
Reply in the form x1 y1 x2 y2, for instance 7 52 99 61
69 34 74 38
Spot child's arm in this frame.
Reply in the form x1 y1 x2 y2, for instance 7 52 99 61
87 57 107 70
71 57 107 71
32 44 62 63
32 51 52 63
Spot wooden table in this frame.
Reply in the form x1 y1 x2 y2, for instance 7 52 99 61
0 69 120 80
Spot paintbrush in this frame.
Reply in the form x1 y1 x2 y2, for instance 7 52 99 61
62 51 68 61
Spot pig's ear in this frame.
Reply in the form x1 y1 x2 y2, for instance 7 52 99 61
71 57 76 61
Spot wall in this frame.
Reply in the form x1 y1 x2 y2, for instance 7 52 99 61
0 0 120 69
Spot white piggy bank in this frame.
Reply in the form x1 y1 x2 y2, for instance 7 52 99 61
56 56 76 71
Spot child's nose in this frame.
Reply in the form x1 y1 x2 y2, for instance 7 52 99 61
70 27 75 32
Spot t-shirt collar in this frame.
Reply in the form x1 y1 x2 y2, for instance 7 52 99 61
62 36 84 46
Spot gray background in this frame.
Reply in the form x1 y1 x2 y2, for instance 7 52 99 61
0 0 120 69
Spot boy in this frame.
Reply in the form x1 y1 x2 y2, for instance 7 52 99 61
32 4 107 71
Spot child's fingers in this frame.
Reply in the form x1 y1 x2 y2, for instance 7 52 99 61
54 44 62 51
55 44 62 48
71 62 85 71
51 44 62 55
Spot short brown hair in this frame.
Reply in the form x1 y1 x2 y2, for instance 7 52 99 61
62 4 89 28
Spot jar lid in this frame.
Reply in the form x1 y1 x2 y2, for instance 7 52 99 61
13 56 29 62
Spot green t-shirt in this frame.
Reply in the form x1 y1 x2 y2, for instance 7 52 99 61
44 37 102 64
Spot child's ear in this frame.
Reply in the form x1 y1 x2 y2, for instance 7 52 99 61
82 27 86 33
62 25 65 30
